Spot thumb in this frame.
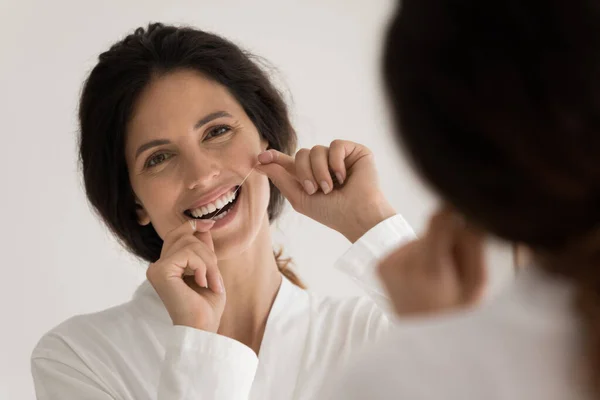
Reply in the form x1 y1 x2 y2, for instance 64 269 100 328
454 228 486 305
255 162 304 205
191 219 215 251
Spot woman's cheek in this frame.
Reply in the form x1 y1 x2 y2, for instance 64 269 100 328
258 174 272 207
143 197 180 239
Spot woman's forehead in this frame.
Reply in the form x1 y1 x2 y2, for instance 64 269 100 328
126 70 244 143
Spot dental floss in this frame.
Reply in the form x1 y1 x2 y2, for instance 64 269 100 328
211 164 257 220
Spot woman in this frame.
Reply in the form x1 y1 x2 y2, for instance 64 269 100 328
30 23 416 399
332 0 600 399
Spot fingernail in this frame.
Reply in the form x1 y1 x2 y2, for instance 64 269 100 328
335 172 344 185
257 151 273 164
189 219 196 231
320 181 331 194
303 180 317 195
218 276 226 293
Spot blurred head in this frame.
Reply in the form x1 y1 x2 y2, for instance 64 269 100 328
383 0 600 269
79 23 296 262
383 0 600 390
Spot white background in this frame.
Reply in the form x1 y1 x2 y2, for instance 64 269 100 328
0 1 513 398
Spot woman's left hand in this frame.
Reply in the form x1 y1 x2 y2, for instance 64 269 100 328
256 140 396 242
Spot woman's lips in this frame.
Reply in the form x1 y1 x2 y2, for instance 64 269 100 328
184 186 241 220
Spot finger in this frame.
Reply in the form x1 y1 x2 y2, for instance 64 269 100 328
378 240 424 296
309 146 334 194
256 149 307 202
181 240 217 283
163 219 214 255
454 228 486 305
189 218 216 234
164 235 198 259
191 223 215 252
257 149 296 175
425 208 463 268
377 240 423 314
150 249 207 286
193 267 209 289
187 241 218 272
255 162 305 206
328 140 349 184
205 265 225 294
179 249 209 288
377 240 416 283
295 148 318 195
425 208 484 308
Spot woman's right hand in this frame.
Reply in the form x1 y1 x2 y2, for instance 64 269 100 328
377 208 487 316
146 219 226 332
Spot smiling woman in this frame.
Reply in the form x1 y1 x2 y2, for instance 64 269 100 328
78 26 297 271
30 23 415 399
123 69 276 260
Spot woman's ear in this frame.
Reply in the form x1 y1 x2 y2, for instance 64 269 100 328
135 200 151 226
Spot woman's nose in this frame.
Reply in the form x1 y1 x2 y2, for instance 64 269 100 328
183 152 221 190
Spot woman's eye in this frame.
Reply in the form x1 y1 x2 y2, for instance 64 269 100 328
206 125 232 139
146 152 172 168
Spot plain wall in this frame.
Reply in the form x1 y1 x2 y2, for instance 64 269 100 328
0 1 513 398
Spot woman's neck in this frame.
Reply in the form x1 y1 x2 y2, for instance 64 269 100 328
216 215 282 354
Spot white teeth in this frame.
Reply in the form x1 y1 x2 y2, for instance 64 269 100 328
213 210 229 221
188 188 238 218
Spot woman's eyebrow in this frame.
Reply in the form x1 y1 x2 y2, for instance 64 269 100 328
194 111 233 130
135 139 171 160
135 111 233 160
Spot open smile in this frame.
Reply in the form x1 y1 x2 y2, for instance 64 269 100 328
184 186 241 221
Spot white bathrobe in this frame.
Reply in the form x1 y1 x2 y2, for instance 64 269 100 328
31 215 415 399
329 266 584 400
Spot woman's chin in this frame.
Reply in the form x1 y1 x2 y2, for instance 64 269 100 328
213 232 254 260
212 212 270 261
209 182 272 260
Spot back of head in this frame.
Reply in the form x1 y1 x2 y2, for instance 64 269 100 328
383 0 600 391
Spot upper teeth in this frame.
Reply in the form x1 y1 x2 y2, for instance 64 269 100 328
189 189 237 218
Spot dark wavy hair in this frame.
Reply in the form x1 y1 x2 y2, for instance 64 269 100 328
79 23 304 288
384 0 600 392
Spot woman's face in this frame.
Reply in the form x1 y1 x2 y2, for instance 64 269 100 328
125 69 271 259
